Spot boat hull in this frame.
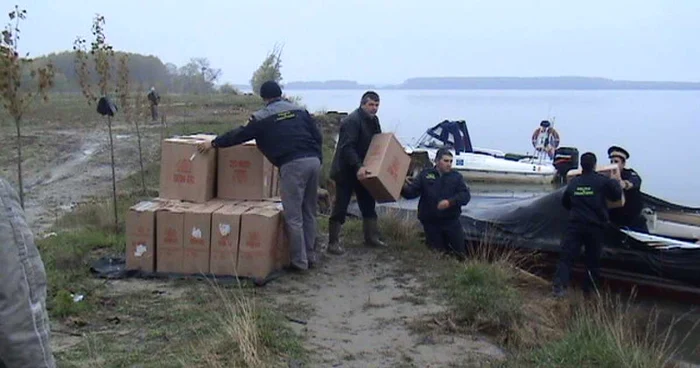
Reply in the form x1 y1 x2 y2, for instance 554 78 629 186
456 167 556 185
407 147 556 185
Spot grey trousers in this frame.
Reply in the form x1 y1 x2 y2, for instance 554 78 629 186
0 178 56 368
279 157 321 270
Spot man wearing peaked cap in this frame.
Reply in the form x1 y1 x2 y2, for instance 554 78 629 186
607 145 648 233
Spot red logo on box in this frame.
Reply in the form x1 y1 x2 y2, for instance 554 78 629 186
388 156 401 181
176 159 192 173
229 160 251 169
173 174 196 184
164 227 178 244
217 237 232 247
233 169 248 184
246 231 261 248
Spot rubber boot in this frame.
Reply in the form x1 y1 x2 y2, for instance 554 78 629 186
363 218 387 247
327 221 345 255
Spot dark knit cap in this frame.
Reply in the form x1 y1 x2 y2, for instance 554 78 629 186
260 81 282 99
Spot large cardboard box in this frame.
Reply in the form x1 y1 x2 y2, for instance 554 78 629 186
266 201 290 270
360 133 411 203
237 206 283 280
566 164 622 181
159 135 217 203
210 203 249 276
182 201 225 275
156 202 192 273
217 141 275 200
566 164 625 208
125 201 163 272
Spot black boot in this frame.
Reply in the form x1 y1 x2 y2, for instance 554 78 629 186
327 221 345 255
363 218 387 247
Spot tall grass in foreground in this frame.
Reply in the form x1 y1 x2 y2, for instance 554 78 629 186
183 280 305 368
375 211 694 367
503 291 698 368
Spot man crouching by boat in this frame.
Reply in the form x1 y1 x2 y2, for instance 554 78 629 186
553 152 623 297
401 148 471 259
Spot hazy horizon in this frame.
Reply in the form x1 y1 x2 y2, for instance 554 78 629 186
11 0 700 85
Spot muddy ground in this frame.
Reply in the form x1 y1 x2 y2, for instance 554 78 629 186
264 244 504 367
0 122 162 234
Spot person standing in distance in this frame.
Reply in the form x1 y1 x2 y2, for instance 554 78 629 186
147 86 160 122
552 152 623 297
197 81 323 272
327 91 386 255
400 148 471 259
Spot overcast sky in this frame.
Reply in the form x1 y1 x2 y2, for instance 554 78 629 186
12 0 700 84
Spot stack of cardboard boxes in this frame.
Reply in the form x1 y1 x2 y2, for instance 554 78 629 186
124 131 410 281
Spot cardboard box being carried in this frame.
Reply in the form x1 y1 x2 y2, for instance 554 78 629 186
159 135 217 203
125 200 163 272
360 133 411 203
566 164 625 208
566 163 622 181
218 141 275 200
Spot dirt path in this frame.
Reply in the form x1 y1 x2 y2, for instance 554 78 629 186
1 125 161 234
263 245 504 367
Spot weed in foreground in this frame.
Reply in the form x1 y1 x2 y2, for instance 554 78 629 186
498 291 696 368
184 281 306 368
448 260 523 335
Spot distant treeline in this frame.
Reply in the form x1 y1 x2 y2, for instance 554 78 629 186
20 51 231 94
285 77 700 90
285 80 375 90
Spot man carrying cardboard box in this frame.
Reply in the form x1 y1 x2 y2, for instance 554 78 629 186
607 145 648 233
197 81 323 271
552 152 623 298
327 91 387 255
0 177 56 367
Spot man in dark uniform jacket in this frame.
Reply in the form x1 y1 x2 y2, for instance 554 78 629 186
401 148 471 258
197 81 323 272
553 152 623 297
326 91 386 255
607 145 648 233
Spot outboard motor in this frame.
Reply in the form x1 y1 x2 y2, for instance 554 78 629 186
553 147 579 186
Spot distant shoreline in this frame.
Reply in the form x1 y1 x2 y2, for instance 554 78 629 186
280 77 700 91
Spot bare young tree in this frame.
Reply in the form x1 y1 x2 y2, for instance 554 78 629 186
250 44 284 95
73 14 120 231
117 54 148 196
0 5 55 209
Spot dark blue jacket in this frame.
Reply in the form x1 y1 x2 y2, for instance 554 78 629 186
401 167 471 223
211 99 323 167
609 168 643 226
562 171 623 227
330 107 381 180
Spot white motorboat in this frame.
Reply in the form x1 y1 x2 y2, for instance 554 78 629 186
405 120 575 185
